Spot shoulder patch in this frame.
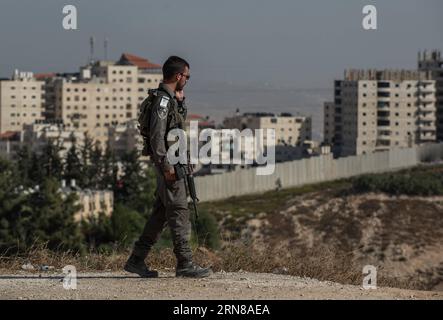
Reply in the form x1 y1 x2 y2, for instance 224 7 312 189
160 96 170 107
156 104 168 120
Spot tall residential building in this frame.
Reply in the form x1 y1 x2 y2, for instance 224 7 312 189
49 53 162 146
223 112 312 146
0 70 45 133
418 50 443 141
325 69 436 157
323 102 336 146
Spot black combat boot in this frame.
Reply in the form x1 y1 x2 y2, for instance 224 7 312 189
124 254 158 278
176 261 213 278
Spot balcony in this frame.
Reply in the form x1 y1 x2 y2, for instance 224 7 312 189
377 128 391 137
417 124 436 132
419 94 437 103
377 111 390 120
419 86 436 94
376 140 391 147
418 112 435 120
418 103 435 110
377 101 390 109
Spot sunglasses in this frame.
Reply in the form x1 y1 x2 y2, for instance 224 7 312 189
180 73 191 80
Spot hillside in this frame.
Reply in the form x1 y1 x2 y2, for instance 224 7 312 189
200 164 443 291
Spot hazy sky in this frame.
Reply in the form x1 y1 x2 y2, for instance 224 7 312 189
0 0 442 89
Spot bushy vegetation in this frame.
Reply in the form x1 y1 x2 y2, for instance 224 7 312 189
352 168 443 196
0 133 220 256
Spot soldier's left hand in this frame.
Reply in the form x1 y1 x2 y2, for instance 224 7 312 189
175 89 185 102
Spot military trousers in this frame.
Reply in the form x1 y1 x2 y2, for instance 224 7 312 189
132 165 193 265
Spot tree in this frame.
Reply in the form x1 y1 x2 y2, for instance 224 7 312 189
101 141 118 190
110 204 145 248
64 134 83 187
15 145 33 188
88 141 104 189
40 140 64 180
0 158 30 254
81 211 114 252
114 150 147 212
26 177 84 252
80 132 94 188
29 151 45 186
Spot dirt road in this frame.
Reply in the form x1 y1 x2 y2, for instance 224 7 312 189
0 270 442 300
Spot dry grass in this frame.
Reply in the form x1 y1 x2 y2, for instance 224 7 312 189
0 242 423 290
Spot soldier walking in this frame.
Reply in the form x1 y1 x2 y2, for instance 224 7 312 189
124 56 212 278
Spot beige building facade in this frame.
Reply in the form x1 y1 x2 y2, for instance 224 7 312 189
0 70 45 134
51 54 163 147
325 69 436 157
223 112 312 146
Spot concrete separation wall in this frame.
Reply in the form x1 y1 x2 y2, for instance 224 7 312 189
194 143 443 202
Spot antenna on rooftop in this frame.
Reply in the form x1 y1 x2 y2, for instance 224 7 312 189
89 36 95 63
104 37 108 60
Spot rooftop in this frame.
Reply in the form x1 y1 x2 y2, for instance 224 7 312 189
117 53 161 70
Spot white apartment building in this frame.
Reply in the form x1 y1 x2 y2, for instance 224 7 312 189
325 69 436 157
418 50 443 141
0 70 45 133
323 102 336 146
223 112 312 146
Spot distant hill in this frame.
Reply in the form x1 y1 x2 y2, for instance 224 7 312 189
200 164 443 291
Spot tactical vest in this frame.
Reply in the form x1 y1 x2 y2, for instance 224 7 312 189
138 88 185 156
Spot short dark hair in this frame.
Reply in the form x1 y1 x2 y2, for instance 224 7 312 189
162 56 190 80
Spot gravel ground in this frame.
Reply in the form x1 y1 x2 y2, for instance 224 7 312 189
0 270 442 300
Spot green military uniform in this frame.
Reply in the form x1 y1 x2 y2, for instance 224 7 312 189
132 83 192 266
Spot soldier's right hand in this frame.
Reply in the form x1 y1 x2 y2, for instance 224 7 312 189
164 168 176 182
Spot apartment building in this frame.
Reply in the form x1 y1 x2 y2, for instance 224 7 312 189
326 69 436 157
323 102 335 146
223 112 312 146
418 50 443 141
107 119 142 159
0 70 45 133
21 119 85 159
50 53 162 146
0 130 22 160
60 179 113 222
